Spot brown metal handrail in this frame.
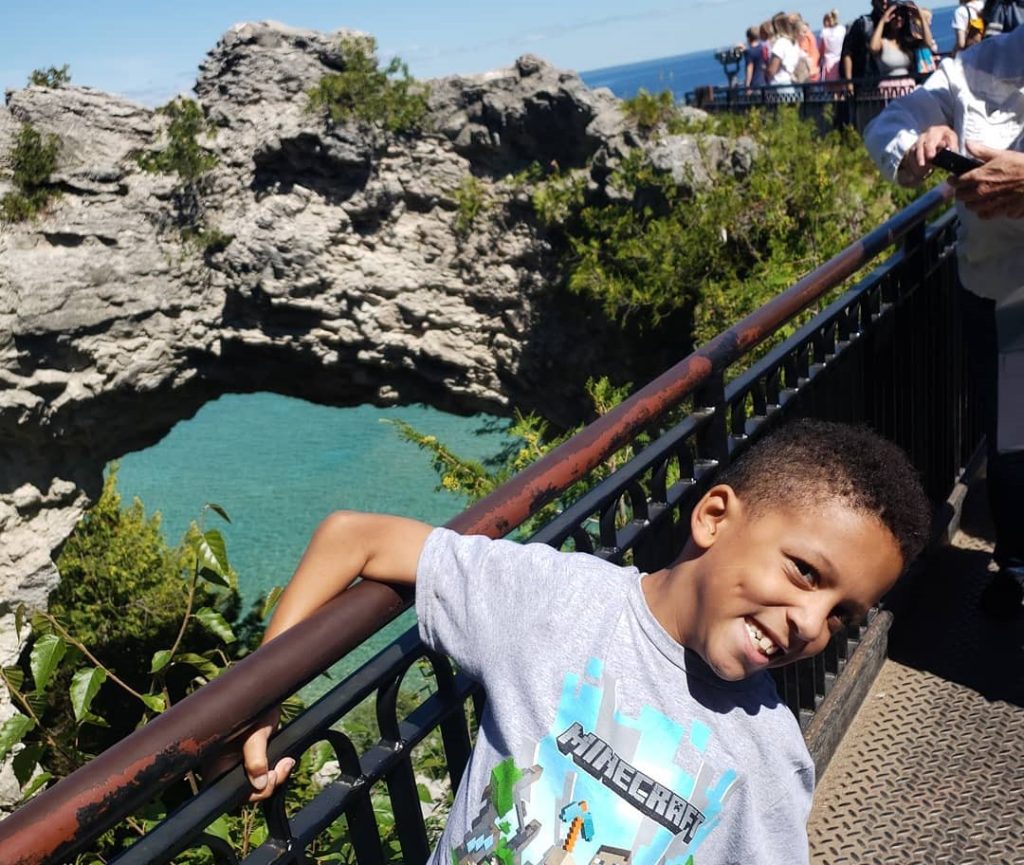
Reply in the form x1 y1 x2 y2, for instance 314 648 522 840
0 183 954 865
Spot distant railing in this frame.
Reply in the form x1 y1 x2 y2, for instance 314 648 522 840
0 183 980 865
684 75 927 133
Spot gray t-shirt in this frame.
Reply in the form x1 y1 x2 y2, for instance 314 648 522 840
416 527 814 865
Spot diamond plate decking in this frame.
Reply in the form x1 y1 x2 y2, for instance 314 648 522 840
808 477 1024 865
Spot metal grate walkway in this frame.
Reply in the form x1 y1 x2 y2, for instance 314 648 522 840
808 479 1024 864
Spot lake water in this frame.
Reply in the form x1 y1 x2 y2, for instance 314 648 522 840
114 395 513 681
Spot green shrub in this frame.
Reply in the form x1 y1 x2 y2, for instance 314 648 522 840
28 65 71 88
136 97 218 182
532 170 587 226
453 175 488 237
549 108 915 343
183 224 234 255
0 122 60 222
0 468 267 794
389 376 647 539
621 88 682 133
136 98 226 251
307 36 429 133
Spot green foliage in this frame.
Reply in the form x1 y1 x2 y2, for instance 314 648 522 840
532 170 587 226
135 98 229 254
551 108 914 347
185 224 234 255
0 468 269 805
307 36 429 133
0 469 454 864
453 175 489 237
1 122 60 222
621 88 683 133
28 65 71 88
390 376 649 541
136 97 219 182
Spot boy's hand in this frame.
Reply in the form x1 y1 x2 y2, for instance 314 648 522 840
898 125 958 186
950 141 1024 220
241 707 295 801
232 512 432 802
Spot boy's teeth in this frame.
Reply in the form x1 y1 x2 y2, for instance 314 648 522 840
745 620 780 657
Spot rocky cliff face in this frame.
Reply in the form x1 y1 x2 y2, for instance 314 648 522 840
0 21 753 803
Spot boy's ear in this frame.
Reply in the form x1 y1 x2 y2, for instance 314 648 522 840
690 484 742 549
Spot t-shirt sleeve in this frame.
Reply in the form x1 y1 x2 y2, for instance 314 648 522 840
416 527 586 681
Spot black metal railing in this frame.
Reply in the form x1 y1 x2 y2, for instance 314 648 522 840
0 183 980 865
685 76 926 133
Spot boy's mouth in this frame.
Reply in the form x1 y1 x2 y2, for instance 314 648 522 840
744 618 782 657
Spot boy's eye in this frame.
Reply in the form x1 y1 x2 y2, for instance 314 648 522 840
789 557 818 585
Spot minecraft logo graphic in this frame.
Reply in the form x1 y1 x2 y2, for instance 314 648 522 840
450 658 735 865
555 723 706 842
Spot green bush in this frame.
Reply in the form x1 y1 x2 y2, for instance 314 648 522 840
550 108 915 344
1 122 60 222
389 376 647 539
453 175 488 237
136 98 228 251
621 88 682 134
532 170 587 226
28 65 71 88
0 468 267 796
307 36 429 133
136 97 219 182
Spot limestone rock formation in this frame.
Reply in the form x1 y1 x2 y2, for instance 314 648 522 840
0 20 754 804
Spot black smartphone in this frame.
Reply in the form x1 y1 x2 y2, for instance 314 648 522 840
931 148 983 175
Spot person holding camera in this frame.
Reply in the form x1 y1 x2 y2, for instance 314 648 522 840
868 0 936 96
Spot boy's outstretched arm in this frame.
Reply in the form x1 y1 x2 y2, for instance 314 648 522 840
240 511 434 800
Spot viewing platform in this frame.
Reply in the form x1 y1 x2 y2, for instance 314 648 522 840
809 470 1024 863
1 180 1022 865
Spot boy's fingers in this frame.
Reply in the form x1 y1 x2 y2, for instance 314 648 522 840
275 757 297 786
242 724 272 789
247 758 296 803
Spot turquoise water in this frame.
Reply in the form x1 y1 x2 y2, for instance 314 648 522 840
113 393 513 683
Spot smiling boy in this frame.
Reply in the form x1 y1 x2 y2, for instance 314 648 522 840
243 419 930 865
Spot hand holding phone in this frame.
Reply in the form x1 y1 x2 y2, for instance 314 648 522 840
931 148 984 176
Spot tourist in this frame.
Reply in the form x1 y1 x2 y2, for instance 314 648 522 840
766 11 808 95
865 25 1024 617
841 0 885 83
240 419 930 862
979 0 1024 35
965 13 986 45
820 9 848 80
868 0 935 97
744 25 770 87
952 0 986 51
795 14 822 81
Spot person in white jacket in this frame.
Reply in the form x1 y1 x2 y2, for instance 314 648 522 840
864 28 1024 616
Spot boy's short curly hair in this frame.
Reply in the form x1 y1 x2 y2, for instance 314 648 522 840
716 418 931 567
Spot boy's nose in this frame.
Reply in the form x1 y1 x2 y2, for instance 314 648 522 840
786 597 831 645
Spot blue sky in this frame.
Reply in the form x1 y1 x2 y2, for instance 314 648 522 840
1 1 946 106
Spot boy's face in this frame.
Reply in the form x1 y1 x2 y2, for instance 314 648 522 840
665 487 903 682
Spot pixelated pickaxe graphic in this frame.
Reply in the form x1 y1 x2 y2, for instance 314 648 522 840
558 800 595 852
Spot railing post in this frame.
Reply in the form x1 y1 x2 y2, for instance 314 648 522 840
694 370 729 471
